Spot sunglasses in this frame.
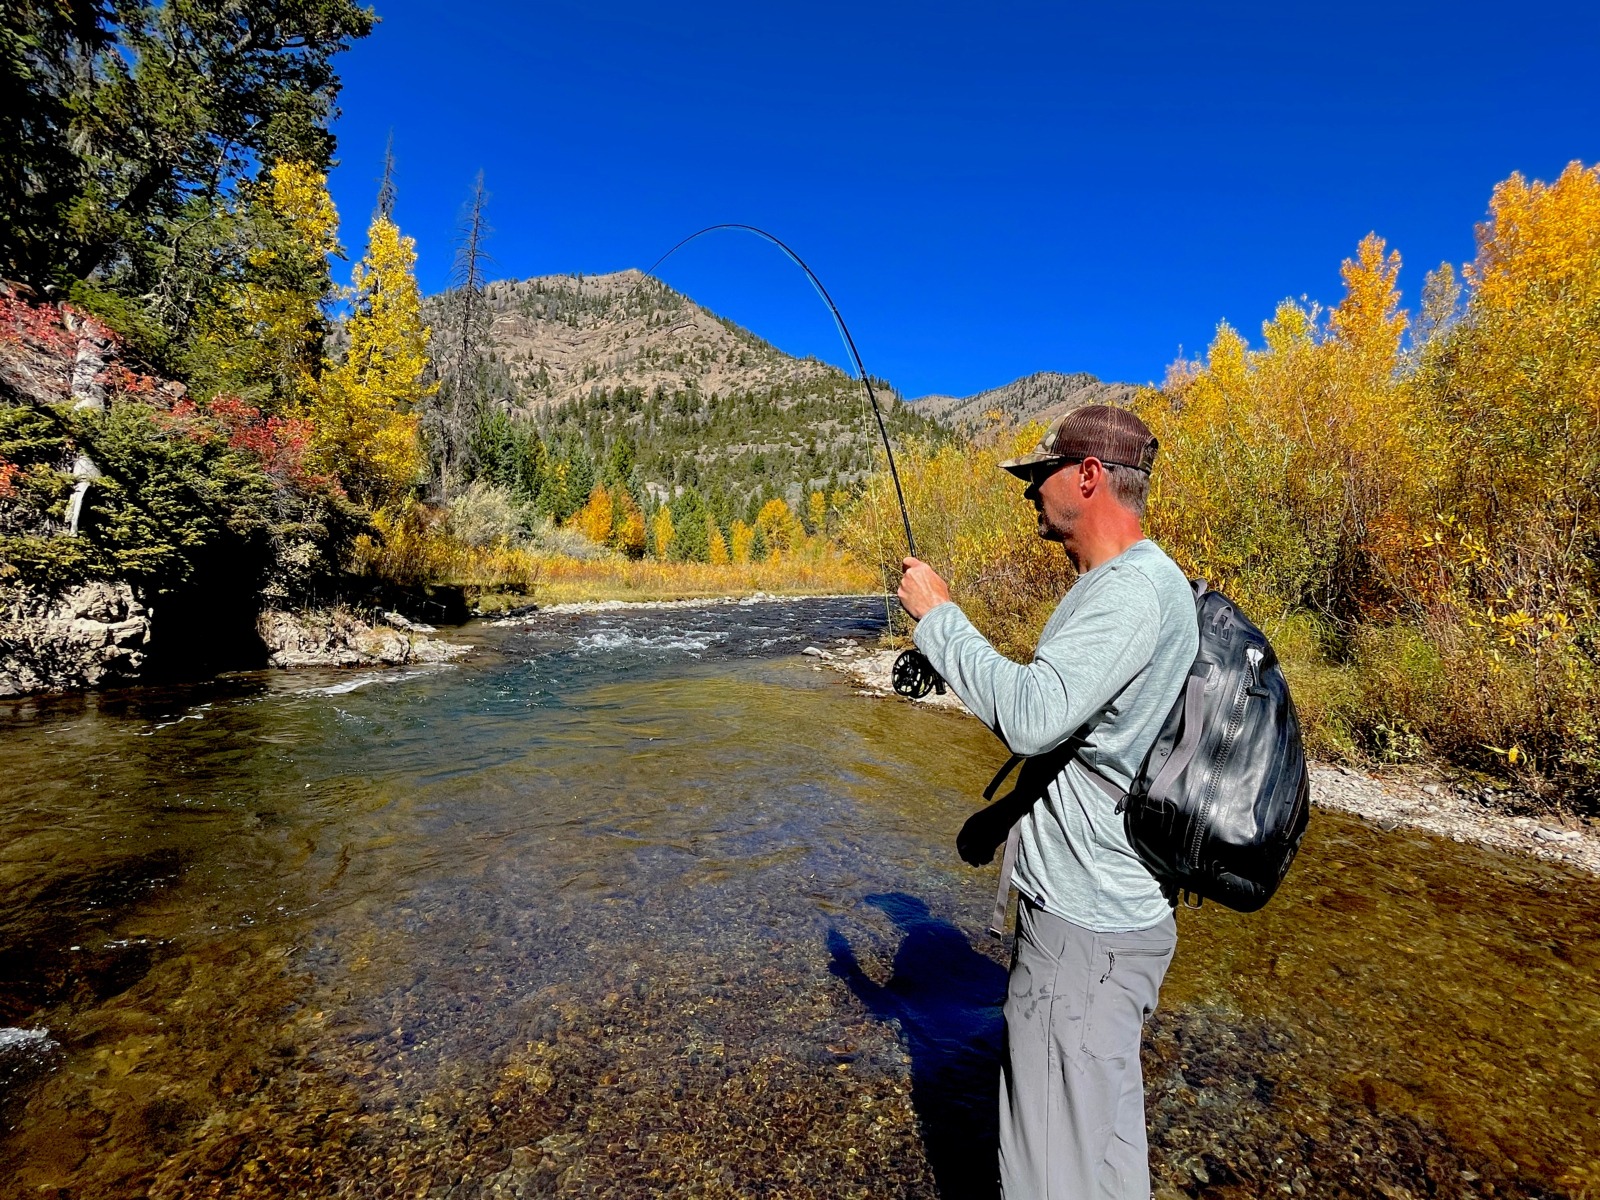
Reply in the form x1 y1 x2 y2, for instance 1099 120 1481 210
1020 459 1081 486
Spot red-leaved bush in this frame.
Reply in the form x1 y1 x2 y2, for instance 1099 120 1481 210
205 395 337 493
0 295 77 358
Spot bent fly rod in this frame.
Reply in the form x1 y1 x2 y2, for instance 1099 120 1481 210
642 224 944 699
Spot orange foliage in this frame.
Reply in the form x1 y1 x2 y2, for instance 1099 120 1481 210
612 491 647 558
848 163 1600 800
569 485 615 546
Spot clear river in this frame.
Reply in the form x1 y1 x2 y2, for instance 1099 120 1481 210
0 596 1595 1199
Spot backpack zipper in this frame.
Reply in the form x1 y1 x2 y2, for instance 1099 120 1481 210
1188 647 1261 869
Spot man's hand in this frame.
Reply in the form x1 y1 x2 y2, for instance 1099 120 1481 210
897 556 951 621
957 806 1012 866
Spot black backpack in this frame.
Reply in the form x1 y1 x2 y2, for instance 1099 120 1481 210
984 580 1310 929
1106 580 1310 911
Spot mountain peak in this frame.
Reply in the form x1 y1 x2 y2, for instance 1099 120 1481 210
445 270 852 410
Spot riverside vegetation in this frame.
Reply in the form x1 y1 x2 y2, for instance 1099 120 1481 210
848 161 1600 814
0 1 888 696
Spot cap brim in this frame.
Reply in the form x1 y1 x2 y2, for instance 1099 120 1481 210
998 451 1068 477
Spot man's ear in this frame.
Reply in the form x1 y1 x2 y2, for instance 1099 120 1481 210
1079 457 1103 496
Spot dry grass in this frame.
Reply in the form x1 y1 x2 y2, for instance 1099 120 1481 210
357 498 877 609
512 554 877 606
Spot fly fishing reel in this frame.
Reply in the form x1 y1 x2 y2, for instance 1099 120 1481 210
892 648 945 699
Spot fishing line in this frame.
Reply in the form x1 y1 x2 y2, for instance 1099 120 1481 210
639 224 943 698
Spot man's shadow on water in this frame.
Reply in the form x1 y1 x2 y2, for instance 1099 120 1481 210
828 893 1007 1200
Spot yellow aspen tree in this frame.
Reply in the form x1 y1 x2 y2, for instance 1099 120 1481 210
807 490 828 537
707 518 730 565
200 161 340 411
729 519 755 564
1434 161 1600 617
755 498 801 560
1329 233 1406 385
651 506 675 560
1323 233 1426 612
612 492 647 558
1471 161 1600 315
315 214 432 509
570 485 614 545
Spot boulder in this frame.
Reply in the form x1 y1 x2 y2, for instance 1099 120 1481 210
257 606 471 669
0 583 152 697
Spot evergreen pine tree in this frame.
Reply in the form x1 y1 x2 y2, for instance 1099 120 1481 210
668 487 711 562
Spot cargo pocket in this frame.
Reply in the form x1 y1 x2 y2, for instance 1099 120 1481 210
1081 939 1173 1062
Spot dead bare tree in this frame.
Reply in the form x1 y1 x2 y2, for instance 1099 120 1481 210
431 171 493 496
374 130 397 222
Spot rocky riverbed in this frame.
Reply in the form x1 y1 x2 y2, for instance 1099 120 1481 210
2 595 1596 1199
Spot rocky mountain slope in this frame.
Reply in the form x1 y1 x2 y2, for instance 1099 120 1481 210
429 271 944 511
912 371 1140 433
422 273 1136 515
434 270 849 410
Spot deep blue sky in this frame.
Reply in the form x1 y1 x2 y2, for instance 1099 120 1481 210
326 1 1600 398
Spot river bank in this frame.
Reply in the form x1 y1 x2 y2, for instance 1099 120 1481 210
0 590 472 699
809 642 1600 878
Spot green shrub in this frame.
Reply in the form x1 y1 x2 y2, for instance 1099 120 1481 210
1 398 362 603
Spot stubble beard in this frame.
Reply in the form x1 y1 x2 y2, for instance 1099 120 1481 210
1036 504 1082 571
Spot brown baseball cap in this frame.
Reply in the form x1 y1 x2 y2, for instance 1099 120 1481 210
999 405 1158 477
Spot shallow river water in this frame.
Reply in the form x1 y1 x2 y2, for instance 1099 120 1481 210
0 597 1596 1199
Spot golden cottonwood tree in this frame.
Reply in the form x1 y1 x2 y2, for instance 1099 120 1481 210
707 519 730 564
807 490 828 536
1428 162 1600 613
729 519 755 564
651 506 674 560
314 214 432 509
755 498 802 560
570 485 614 546
612 492 647 558
1139 233 1420 620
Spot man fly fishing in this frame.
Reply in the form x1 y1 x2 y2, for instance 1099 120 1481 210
897 405 1198 1199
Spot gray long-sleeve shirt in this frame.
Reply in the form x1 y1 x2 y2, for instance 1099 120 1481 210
913 538 1198 932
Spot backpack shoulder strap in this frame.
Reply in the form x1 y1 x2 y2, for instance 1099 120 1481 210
985 750 1127 935
1146 670 1210 805
984 754 1025 935
989 822 1024 936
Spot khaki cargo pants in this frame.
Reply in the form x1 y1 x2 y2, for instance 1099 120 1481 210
1000 898 1176 1199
